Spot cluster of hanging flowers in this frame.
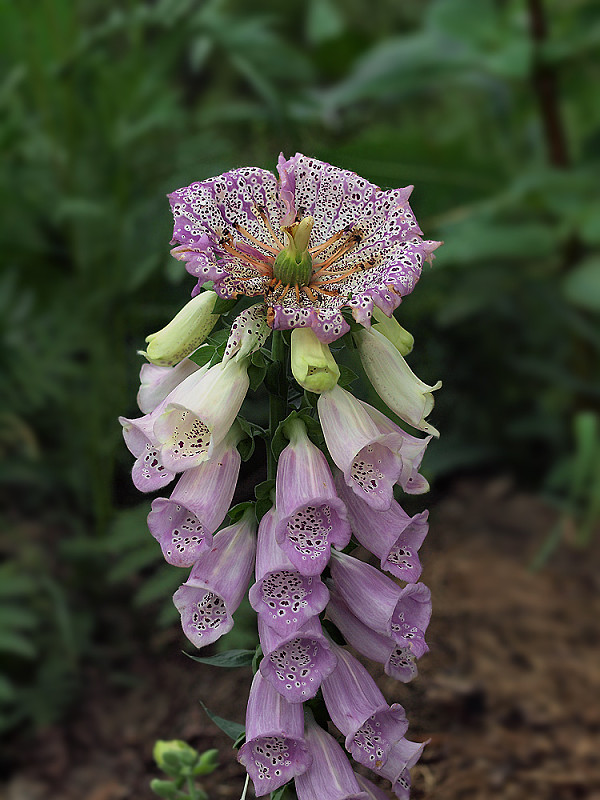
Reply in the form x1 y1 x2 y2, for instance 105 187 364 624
120 153 441 799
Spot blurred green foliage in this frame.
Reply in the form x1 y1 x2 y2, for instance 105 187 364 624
1 0 599 732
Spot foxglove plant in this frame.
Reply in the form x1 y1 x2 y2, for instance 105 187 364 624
121 152 441 799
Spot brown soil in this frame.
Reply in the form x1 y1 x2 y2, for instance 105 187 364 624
3 477 599 800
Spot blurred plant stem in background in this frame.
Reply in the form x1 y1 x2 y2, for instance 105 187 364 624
1 0 599 733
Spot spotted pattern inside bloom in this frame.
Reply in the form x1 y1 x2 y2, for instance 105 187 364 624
286 505 332 568
349 442 401 510
394 769 412 799
238 735 309 794
388 647 418 682
352 719 387 767
148 499 209 568
262 571 310 618
390 609 428 657
386 542 419 577
168 411 212 462
266 637 327 702
189 590 227 634
131 443 174 492
223 303 270 362
168 154 439 344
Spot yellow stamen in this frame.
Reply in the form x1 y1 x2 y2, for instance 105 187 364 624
309 229 348 256
312 237 361 277
315 264 365 286
234 223 279 256
253 205 284 249
220 241 273 277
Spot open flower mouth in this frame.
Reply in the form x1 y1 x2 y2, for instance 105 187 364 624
219 210 366 313
169 153 441 343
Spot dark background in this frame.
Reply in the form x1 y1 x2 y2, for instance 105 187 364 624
1 0 599 797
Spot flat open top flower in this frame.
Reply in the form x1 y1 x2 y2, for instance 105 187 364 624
169 153 440 343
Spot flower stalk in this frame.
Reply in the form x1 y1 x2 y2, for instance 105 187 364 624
122 152 440 800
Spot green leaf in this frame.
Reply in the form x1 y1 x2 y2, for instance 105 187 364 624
237 435 255 461
563 257 600 313
271 411 324 461
306 0 344 45
189 346 214 368
270 784 293 800
0 630 36 658
212 296 238 315
251 643 263 675
199 701 245 741
247 360 268 391
254 479 276 501
227 502 256 524
337 364 358 389
185 649 255 667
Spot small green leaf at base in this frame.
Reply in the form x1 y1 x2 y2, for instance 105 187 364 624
200 701 245 741
185 649 255 668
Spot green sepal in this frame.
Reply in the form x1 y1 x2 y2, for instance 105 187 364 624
189 345 214 368
232 729 246 750
302 390 318 409
270 784 293 800
212 296 238 315
255 479 276 500
254 478 276 521
251 643 263 675
185 648 255 668
271 410 324 461
247 348 271 391
208 339 228 367
227 502 256 524
341 308 364 332
337 364 359 389
236 417 265 462
200 701 245 742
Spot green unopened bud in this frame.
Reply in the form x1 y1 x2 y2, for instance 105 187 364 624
372 307 414 356
291 327 340 393
193 748 219 776
153 740 198 775
144 291 219 366
150 779 178 799
272 216 314 286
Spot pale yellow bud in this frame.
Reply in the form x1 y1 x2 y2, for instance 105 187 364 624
291 327 340 393
144 291 219 366
372 307 414 356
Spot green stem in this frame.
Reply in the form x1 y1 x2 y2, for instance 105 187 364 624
267 330 288 481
